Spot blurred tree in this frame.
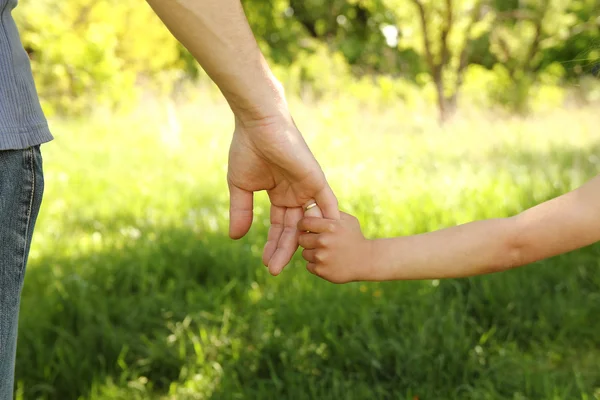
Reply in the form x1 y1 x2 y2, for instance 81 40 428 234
487 0 579 112
539 0 600 80
14 0 183 115
383 0 495 122
11 0 600 116
283 0 402 74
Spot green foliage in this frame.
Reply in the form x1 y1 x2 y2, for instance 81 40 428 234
285 0 395 71
487 65 536 113
459 62 569 113
10 0 600 116
240 0 307 64
486 0 598 112
272 42 353 98
14 0 183 116
14 98 600 399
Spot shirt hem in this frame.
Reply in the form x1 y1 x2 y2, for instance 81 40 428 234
0 123 54 150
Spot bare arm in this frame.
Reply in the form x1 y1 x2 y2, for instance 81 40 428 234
511 174 600 265
377 175 600 280
299 175 600 283
146 0 286 121
371 218 516 280
146 0 340 276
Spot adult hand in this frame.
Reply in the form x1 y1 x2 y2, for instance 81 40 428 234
228 112 339 276
147 0 337 274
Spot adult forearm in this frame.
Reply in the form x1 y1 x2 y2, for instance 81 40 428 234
146 0 287 121
370 218 519 280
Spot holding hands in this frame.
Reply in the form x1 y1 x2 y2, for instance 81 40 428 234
147 0 600 285
226 114 340 276
298 206 375 284
297 174 600 284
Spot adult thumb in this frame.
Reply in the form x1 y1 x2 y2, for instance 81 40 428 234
314 186 340 220
228 184 254 239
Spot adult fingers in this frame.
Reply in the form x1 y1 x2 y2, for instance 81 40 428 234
267 207 303 276
228 184 254 239
262 205 284 267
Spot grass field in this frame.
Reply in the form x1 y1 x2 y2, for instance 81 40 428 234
14 96 600 400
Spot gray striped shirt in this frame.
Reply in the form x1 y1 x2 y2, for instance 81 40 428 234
0 0 53 150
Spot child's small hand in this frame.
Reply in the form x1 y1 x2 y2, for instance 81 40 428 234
298 211 373 284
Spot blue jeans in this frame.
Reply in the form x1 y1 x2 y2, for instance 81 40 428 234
0 146 44 399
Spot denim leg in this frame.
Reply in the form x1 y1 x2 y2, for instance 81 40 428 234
0 146 44 400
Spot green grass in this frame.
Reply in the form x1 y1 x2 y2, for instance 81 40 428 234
15 96 600 400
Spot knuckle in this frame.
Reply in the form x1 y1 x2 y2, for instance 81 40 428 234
316 235 328 247
300 219 310 231
327 223 337 233
303 249 313 260
299 234 312 247
314 251 327 263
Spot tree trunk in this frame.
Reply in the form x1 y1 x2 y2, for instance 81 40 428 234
434 77 448 123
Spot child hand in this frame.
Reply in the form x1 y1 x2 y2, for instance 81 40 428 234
297 211 373 284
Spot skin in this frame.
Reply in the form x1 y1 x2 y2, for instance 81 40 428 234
298 175 600 284
146 0 340 275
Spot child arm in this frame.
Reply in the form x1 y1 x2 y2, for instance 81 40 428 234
298 175 600 283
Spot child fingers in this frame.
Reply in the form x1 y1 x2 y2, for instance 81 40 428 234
298 232 320 249
306 262 319 277
298 217 335 234
302 248 316 262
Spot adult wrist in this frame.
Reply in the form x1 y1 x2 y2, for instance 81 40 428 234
223 67 290 125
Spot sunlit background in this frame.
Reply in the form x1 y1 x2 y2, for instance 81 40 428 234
10 0 600 399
